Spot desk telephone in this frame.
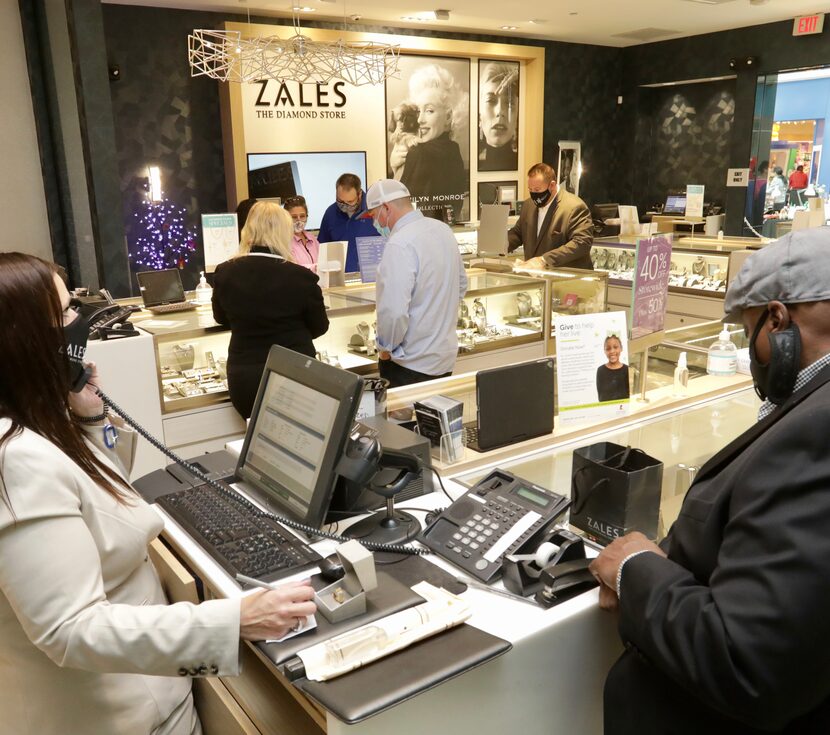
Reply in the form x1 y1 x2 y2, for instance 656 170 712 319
419 469 571 583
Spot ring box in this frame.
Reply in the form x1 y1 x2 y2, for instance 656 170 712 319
314 540 378 623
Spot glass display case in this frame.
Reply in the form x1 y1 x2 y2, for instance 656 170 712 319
328 270 547 358
590 240 731 296
454 386 760 540
131 290 377 414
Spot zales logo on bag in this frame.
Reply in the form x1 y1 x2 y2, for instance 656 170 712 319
587 516 622 540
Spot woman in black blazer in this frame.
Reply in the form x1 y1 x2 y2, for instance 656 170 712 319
212 201 329 418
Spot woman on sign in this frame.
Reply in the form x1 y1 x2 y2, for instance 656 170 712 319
478 61 519 172
400 64 468 222
0 252 315 735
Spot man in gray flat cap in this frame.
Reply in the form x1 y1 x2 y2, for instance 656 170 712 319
590 228 830 735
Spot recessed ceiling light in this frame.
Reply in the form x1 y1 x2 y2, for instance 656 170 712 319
528 19 547 24
569 12 578 15
292 5 315 11
501 25 518 30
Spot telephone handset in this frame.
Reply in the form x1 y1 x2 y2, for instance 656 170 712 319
418 469 570 583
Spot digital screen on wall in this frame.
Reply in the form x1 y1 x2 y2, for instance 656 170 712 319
247 151 368 231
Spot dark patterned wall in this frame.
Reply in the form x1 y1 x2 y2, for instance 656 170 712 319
632 81 735 213
619 16 830 233
102 6 227 288
101 4 624 266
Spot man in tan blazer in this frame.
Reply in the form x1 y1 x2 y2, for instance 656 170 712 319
508 162 594 270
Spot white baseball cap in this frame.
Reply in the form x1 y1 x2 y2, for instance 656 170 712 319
360 179 411 216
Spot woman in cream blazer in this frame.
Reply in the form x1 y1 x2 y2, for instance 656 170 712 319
0 253 316 734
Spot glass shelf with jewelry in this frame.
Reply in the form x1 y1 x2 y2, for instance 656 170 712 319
590 241 732 297
325 269 547 360
455 271 547 354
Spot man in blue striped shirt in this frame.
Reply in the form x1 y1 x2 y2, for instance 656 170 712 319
361 179 468 387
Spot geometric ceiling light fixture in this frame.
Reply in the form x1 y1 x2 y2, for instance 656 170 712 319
188 10 400 86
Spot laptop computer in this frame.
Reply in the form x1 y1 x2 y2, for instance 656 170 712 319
464 358 555 452
663 193 687 216
136 269 197 314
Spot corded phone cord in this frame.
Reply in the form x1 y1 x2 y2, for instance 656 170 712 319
97 389 428 557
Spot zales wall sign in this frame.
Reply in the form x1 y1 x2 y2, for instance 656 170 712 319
242 78 385 155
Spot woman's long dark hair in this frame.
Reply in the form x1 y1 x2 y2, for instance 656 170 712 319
0 252 130 505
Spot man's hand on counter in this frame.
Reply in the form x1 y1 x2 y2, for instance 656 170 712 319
378 350 392 361
589 532 665 612
515 256 547 271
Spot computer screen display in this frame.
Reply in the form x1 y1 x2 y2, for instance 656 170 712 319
247 151 368 230
664 194 687 215
136 269 186 306
236 345 363 528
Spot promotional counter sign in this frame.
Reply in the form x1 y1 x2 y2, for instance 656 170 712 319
685 184 705 218
355 236 386 283
201 213 239 272
630 235 672 339
555 311 631 427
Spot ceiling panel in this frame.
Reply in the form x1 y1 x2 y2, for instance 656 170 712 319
102 0 829 47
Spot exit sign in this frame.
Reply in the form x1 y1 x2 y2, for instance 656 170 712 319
793 14 824 36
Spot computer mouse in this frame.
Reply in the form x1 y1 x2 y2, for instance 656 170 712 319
318 554 346 582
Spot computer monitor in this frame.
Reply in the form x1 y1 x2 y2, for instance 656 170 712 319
247 151 368 230
663 193 687 215
235 345 364 529
136 269 186 307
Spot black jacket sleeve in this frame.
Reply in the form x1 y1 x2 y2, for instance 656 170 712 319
211 265 229 326
301 274 329 339
618 400 830 730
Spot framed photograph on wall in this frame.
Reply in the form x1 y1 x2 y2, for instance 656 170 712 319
477 180 519 216
557 140 581 197
386 55 471 223
477 60 519 172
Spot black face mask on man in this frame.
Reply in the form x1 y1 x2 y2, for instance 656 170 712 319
748 308 802 405
530 189 553 208
63 310 92 392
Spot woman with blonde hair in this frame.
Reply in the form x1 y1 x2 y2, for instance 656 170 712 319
478 61 519 171
212 201 328 418
399 64 468 221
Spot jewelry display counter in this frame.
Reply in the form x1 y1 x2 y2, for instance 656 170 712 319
453 385 760 538
589 239 752 330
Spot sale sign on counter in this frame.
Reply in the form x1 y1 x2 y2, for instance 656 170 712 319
630 235 672 339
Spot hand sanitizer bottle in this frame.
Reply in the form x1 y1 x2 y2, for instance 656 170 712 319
707 328 737 376
195 271 212 305
673 351 689 397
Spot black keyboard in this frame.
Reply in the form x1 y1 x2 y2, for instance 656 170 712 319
156 482 322 584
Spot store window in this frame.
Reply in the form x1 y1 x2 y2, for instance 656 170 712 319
745 66 830 237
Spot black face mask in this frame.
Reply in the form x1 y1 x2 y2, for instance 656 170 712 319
63 311 91 392
530 189 553 207
748 309 802 405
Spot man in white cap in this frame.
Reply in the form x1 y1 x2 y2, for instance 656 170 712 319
361 179 467 387
590 228 830 734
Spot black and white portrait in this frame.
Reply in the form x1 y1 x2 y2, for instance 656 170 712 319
557 141 581 196
386 55 470 223
477 60 519 172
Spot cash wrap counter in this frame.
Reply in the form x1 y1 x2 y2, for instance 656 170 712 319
145 367 758 735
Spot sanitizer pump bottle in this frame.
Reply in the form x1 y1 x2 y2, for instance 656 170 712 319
706 328 737 376
673 351 689 397
195 271 212 305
